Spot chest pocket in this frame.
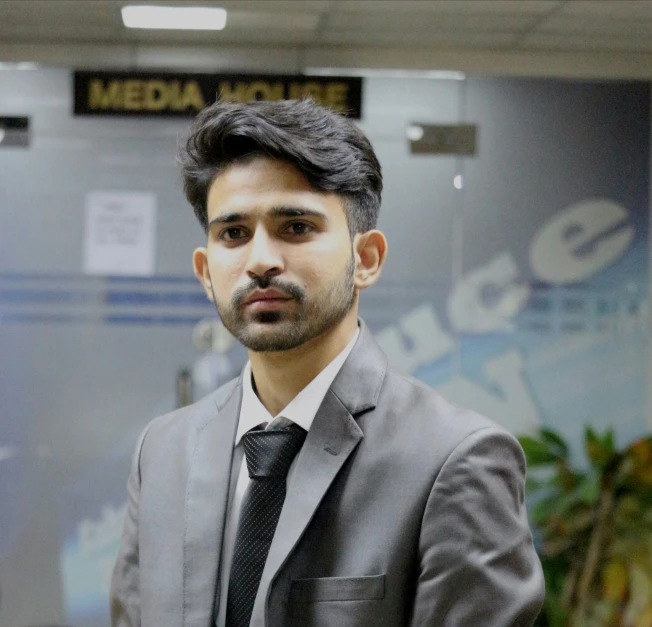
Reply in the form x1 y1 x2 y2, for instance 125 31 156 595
289 574 385 603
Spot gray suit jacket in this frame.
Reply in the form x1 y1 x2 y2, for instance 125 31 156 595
111 320 545 627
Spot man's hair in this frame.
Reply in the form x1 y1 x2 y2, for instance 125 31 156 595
178 99 382 236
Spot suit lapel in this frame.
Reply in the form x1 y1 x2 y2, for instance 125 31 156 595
249 319 388 627
183 381 242 627
249 390 363 627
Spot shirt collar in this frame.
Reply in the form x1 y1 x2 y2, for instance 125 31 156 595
236 326 360 446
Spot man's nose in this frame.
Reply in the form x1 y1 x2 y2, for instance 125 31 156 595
245 229 284 279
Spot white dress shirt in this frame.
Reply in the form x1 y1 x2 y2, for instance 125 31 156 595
216 326 360 626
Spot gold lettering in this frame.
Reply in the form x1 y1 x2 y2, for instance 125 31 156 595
123 80 143 110
167 81 182 110
301 82 325 104
288 82 303 100
324 82 349 112
181 81 206 110
144 80 168 110
88 79 123 110
286 82 326 104
218 81 248 103
268 82 285 101
244 81 284 102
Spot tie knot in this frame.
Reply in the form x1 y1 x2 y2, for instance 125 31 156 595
242 425 307 479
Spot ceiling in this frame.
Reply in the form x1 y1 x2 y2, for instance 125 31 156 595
2 0 652 54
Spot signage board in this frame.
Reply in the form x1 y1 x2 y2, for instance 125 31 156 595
73 71 363 118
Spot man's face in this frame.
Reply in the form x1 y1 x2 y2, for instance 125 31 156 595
195 157 357 352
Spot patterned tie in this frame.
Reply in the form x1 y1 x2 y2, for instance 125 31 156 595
226 424 307 627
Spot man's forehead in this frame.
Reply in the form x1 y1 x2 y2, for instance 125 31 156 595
206 157 347 225
207 189 331 217
209 157 314 193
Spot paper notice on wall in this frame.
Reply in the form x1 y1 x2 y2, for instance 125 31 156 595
83 191 156 276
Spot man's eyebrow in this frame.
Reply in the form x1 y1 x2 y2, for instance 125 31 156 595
269 206 328 220
208 206 328 228
208 212 248 227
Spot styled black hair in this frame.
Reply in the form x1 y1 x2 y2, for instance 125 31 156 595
178 98 382 236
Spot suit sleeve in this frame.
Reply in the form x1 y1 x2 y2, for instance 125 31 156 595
410 426 545 627
110 424 151 627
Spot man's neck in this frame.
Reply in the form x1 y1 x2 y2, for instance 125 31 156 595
248 312 359 417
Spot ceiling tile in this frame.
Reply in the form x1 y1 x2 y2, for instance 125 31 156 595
3 0 652 55
0 23 122 41
219 0 332 13
326 12 535 31
558 0 652 19
537 15 652 35
522 31 652 52
321 29 517 47
122 28 316 46
334 0 563 15
0 0 119 22
226 11 320 31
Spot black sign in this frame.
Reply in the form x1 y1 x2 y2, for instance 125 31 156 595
0 116 30 147
73 71 362 119
409 124 477 156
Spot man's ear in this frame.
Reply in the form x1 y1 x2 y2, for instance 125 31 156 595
353 230 388 291
193 247 214 302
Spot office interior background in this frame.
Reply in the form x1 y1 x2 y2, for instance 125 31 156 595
1 1 651 625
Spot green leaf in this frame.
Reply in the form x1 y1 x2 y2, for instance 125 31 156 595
540 427 569 460
532 493 564 526
603 429 616 454
543 535 575 557
585 425 599 447
550 488 586 518
525 475 546 493
539 574 570 627
578 475 600 505
585 426 617 470
553 462 582 492
561 507 594 535
519 435 560 466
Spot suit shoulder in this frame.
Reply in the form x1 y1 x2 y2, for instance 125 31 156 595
141 376 240 442
380 365 509 445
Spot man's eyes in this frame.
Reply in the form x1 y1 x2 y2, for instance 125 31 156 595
218 222 314 242
220 227 246 241
284 221 314 236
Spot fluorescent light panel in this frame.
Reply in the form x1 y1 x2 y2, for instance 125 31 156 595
0 62 39 70
121 5 227 30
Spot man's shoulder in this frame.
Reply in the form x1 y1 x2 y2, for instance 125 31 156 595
141 376 241 442
378 364 511 451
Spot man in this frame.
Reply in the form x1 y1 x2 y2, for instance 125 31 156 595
111 99 544 627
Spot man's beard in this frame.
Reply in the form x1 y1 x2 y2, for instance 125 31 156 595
212 253 356 352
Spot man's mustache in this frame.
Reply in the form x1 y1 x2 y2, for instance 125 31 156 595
232 277 305 307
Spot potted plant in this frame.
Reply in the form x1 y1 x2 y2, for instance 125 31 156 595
519 427 652 626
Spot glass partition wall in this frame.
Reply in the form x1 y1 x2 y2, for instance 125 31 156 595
0 67 648 626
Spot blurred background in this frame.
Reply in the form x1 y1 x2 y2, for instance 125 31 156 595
0 1 650 626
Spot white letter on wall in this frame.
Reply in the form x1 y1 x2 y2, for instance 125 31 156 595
448 252 530 333
436 349 541 435
530 199 633 284
376 304 455 374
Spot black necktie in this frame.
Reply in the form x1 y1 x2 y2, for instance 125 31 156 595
226 424 307 627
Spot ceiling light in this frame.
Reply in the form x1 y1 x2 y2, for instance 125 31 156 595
0 129 5 144
121 5 227 30
0 62 39 70
406 125 424 141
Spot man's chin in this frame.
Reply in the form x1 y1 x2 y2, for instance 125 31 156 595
246 312 290 325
